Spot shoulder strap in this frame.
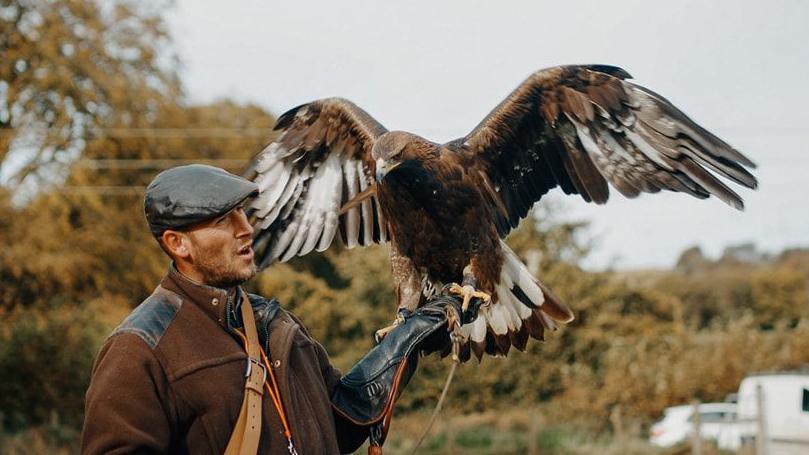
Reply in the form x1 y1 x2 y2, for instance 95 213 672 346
225 290 264 455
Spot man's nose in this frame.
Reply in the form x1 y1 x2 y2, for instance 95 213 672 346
234 208 254 237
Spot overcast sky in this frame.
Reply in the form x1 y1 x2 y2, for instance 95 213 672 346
170 0 808 269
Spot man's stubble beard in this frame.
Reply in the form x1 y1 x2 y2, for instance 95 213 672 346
194 244 257 289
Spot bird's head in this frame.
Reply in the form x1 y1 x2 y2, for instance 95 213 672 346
372 131 432 182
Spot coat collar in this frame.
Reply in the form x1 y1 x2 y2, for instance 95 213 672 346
160 263 236 325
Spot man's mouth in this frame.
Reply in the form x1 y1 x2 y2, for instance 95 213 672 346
237 244 254 259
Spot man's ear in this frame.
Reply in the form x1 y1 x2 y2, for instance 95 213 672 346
161 229 192 260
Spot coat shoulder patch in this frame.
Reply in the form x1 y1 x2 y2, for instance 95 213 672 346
111 286 183 349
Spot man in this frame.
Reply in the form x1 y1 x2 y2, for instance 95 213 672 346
81 164 463 454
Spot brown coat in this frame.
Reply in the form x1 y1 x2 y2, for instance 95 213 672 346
81 266 367 454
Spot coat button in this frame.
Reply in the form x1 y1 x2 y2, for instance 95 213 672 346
273 360 281 368
212 298 219 306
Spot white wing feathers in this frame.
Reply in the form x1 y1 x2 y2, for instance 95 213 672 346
249 144 384 267
246 98 389 269
459 241 569 359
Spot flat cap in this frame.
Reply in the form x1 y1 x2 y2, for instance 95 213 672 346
144 164 259 237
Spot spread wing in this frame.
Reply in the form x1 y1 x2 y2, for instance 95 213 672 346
462 64 758 237
244 98 389 268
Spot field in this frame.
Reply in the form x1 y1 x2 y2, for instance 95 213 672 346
359 409 737 454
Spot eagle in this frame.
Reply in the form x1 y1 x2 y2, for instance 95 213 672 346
243 64 757 362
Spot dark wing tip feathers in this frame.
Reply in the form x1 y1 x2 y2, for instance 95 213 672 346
273 98 352 131
273 103 307 131
581 64 633 80
466 63 756 230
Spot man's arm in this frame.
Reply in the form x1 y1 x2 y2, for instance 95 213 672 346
301 296 463 453
81 334 174 455
285 311 370 452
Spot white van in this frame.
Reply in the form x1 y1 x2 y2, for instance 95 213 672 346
735 372 809 454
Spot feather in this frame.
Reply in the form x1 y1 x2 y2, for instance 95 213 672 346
471 339 486 361
495 333 511 356
339 184 376 215
270 218 299 260
570 121 610 204
374 196 388 243
501 242 545 308
458 65 755 248
244 67 757 364
483 305 509 336
281 220 310 262
536 309 558 331
510 324 529 352
297 153 343 256
523 312 545 341
247 98 388 269
318 209 339 252
341 160 361 248
357 161 375 245
258 169 299 229
470 316 487 343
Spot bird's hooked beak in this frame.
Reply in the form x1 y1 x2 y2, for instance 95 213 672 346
375 158 400 182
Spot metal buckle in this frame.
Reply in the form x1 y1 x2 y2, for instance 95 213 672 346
244 357 267 383
287 438 299 455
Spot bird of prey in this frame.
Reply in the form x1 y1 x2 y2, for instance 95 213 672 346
244 64 757 362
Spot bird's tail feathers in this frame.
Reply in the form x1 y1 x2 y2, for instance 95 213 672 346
458 242 574 361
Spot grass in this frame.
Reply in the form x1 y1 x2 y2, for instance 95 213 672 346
0 408 739 455
357 409 672 455
0 420 78 455
355 408 745 454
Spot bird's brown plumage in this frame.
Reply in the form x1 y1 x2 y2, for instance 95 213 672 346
244 65 757 361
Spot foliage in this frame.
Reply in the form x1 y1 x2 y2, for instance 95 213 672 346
385 410 672 455
0 99 276 311
1 0 178 188
1 1 276 447
2 1 808 453
0 297 128 432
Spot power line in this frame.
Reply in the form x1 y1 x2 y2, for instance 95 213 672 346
0 128 273 139
62 186 145 195
74 158 248 169
1 126 807 139
60 159 251 194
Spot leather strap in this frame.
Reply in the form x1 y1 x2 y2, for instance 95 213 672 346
225 291 264 455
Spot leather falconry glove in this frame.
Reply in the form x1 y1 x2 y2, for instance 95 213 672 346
331 292 482 453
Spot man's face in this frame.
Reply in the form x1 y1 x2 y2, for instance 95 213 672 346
182 205 257 288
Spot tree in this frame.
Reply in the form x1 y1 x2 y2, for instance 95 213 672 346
1 0 178 191
675 245 707 272
0 1 278 440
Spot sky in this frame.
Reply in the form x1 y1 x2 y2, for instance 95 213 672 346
170 0 808 270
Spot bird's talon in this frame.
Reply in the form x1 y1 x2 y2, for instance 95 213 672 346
373 328 388 344
374 312 406 343
447 282 491 313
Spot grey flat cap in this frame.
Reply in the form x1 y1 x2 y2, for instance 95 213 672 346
144 164 259 237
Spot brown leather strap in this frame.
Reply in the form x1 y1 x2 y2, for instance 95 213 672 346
225 291 264 455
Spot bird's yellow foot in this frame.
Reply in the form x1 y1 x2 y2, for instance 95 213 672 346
374 312 407 343
448 283 491 312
